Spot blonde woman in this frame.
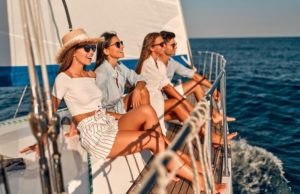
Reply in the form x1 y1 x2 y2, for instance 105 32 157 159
136 32 237 145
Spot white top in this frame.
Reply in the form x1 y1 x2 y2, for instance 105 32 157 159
52 73 102 116
140 56 171 92
140 56 171 135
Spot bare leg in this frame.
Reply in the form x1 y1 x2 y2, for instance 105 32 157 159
164 98 190 122
107 129 209 190
118 105 161 131
199 125 238 145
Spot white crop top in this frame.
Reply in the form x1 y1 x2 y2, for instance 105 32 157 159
52 73 102 116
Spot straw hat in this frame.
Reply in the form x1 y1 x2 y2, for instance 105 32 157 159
56 28 102 64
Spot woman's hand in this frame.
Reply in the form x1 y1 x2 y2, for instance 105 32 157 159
131 88 142 108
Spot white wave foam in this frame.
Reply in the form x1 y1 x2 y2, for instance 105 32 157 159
231 139 293 194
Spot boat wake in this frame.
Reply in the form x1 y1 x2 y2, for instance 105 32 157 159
231 139 293 194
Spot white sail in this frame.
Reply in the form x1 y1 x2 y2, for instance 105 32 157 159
0 0 191 86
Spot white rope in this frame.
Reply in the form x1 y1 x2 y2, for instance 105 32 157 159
151 150 180 194
201 101 216 194
186 119 205 194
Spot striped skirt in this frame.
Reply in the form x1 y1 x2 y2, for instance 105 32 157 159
77 110 119 161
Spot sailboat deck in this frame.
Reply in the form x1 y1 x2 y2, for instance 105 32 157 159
127 122 224 194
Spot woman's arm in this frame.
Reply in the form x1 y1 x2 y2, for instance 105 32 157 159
51 95 61 112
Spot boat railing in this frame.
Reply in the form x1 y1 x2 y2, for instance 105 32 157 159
13 85 28 118
136 51 230 194
198 51 230 176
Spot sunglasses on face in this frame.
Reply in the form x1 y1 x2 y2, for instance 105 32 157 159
78 45 96 52
152 41 165 48
109 41 124 48
168 42 177 48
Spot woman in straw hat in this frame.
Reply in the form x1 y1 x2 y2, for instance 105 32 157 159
51 28 227 191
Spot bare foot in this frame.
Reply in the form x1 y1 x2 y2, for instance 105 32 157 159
212 132 238 146
169 175 180 182
212 112 236 124
226 116 236 122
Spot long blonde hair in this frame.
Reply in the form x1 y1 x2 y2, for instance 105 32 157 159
135 32 160 74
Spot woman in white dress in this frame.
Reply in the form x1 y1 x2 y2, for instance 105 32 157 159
136 32 194 135
136 32 237 145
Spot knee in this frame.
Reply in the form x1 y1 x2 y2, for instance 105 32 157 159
140 87 150 102
139 104 154 113
140 87 149 96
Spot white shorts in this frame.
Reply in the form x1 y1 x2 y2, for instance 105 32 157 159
77 110 118 161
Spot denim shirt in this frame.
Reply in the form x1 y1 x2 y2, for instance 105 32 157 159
166 59 195 81
95 60 147 113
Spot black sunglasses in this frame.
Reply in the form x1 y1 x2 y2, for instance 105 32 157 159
152 41 165 48
78 45 96 52
168 42 177 48
109 41 124 48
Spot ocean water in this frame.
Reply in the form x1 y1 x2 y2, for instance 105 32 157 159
190 37 300 194
0 37 299 193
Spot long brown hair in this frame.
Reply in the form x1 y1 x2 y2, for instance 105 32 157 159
95 32 117 70
135 32 161 74
58 47 77 73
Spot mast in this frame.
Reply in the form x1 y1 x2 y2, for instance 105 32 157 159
19 0 65 193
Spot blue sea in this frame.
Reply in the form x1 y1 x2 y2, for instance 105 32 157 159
190 37 300 194
1 37 299 193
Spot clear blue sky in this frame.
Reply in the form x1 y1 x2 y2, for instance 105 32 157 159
181 0 300 38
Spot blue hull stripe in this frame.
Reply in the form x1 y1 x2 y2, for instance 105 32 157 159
0 55 188 87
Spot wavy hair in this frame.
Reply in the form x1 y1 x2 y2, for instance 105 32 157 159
58 47 77 73
95 31 117 70
135 32 161 74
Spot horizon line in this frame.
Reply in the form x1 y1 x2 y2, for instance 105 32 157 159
188 35 300 39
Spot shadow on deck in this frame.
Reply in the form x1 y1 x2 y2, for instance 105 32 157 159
127 122 226 194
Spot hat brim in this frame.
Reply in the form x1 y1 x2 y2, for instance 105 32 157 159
56 37 101 64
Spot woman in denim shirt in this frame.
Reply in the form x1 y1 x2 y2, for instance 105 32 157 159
94 32 149 116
